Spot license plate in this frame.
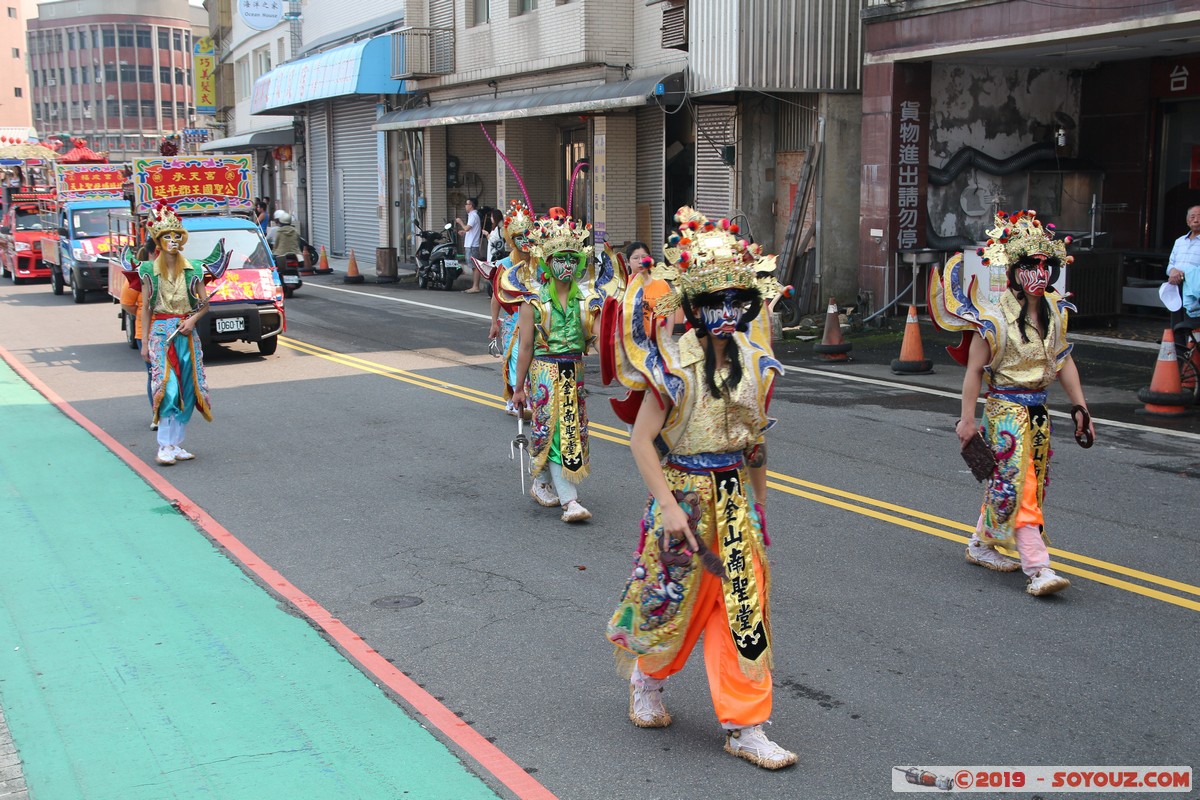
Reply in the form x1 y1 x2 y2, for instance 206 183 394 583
215 317 245 333
282 275 300 284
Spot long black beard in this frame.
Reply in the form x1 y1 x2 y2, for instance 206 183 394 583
1008 281 1049 343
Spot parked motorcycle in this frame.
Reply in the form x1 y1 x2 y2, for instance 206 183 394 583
412 220 462 291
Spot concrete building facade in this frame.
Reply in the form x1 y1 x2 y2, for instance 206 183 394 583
27 0 206 159
860 0 1200 322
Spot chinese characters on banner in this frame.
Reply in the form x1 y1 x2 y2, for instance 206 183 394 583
193 37 216 116
55 164 125 202
132 156 253 214
896 100 921 251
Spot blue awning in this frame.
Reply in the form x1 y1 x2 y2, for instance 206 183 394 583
251 35 406 115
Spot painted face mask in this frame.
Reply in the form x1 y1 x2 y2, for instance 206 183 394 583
697 289 753 339
1014 254 1053 296
513 232 532 253
548 251 581 282
160 231 185 254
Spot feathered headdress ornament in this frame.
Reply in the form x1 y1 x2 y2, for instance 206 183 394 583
976 209 1073 269
147 201 186 243
650 206 782 315
528 209 591 262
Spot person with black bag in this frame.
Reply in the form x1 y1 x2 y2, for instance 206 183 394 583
931 210 1095 598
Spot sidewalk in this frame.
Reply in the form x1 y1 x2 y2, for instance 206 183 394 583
0 357 501 799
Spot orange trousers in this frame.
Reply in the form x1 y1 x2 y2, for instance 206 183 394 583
640 553 772 728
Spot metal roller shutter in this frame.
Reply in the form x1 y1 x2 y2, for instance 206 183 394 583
308 104 331 250
329 97 380 258
694 104 735 219
636 106 665 249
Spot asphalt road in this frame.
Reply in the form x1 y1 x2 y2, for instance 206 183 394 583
1 273 1197 800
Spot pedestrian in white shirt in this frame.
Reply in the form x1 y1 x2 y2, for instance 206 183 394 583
456 197 483 293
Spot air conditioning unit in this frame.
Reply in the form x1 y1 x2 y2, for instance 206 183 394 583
49 109 57 117
83 108 92 117
46 77 56 86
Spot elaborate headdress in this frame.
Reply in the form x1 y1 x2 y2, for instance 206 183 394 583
502 199 535 242
651 207 782 315
976 209 1073 269
528 210 591 263
147 202 186 243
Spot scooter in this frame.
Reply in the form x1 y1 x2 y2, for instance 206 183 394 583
275 252 303 298
412 220 462 291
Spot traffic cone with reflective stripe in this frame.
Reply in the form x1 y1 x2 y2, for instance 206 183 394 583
315 245 333 275
812 296 852 362
343 248 365 284
299 247 315 276
891 305 933 374
1136 329 1191 417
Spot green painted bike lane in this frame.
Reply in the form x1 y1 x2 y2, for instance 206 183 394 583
0 357 501 799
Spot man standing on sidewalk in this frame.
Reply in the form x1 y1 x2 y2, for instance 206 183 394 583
1166 205 1200 335
456 197 483 293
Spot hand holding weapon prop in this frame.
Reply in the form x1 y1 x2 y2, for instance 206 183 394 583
509 416 530 494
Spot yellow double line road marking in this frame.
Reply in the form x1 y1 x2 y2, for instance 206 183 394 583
281 336 1200 614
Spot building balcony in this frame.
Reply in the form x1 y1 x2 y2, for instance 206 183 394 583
390 27 454 79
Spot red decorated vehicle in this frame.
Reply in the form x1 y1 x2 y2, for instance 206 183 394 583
0 189 55 283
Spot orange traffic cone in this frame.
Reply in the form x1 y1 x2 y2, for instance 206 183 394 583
299 247 315 276
1136 329 1191 417
343 248 364 284
891 305 933 374
812 296 852 362
314 245 333 275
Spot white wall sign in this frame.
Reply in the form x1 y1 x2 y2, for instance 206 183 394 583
238 0 284 31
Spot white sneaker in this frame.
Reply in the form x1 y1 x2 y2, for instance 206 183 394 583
505 401 519 418
155 446 176 466
561 500 592 523
966 540 1021 572
724 724 797 770
629 673 671 728
530 480 559 507
1026 567 1070 597
171 445 194 461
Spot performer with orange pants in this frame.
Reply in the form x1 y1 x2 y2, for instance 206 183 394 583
930 209 1095 597
605 208 796 769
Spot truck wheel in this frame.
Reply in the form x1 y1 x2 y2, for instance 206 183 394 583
283 286 294 298
51 269 64 295
257 337 279 356
124 311 137 349
72 277 86 304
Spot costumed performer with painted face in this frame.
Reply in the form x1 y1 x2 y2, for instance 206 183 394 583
501 208 623 523
488 200 536 417
120 203 230 467
604 208 797 769
930 209 1095 597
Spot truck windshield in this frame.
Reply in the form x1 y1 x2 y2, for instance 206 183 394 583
71 209 115 238
184 228 274 272
14 208 52 231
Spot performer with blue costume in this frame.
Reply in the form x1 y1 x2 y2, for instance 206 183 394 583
118 203 229 466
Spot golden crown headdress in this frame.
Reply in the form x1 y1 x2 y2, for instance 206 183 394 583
502 199 535 241
977 209 1073 269
147 202 186 242
528 210 591 262
650 207 782 314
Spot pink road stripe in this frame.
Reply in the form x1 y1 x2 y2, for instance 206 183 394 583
0 345 558 800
